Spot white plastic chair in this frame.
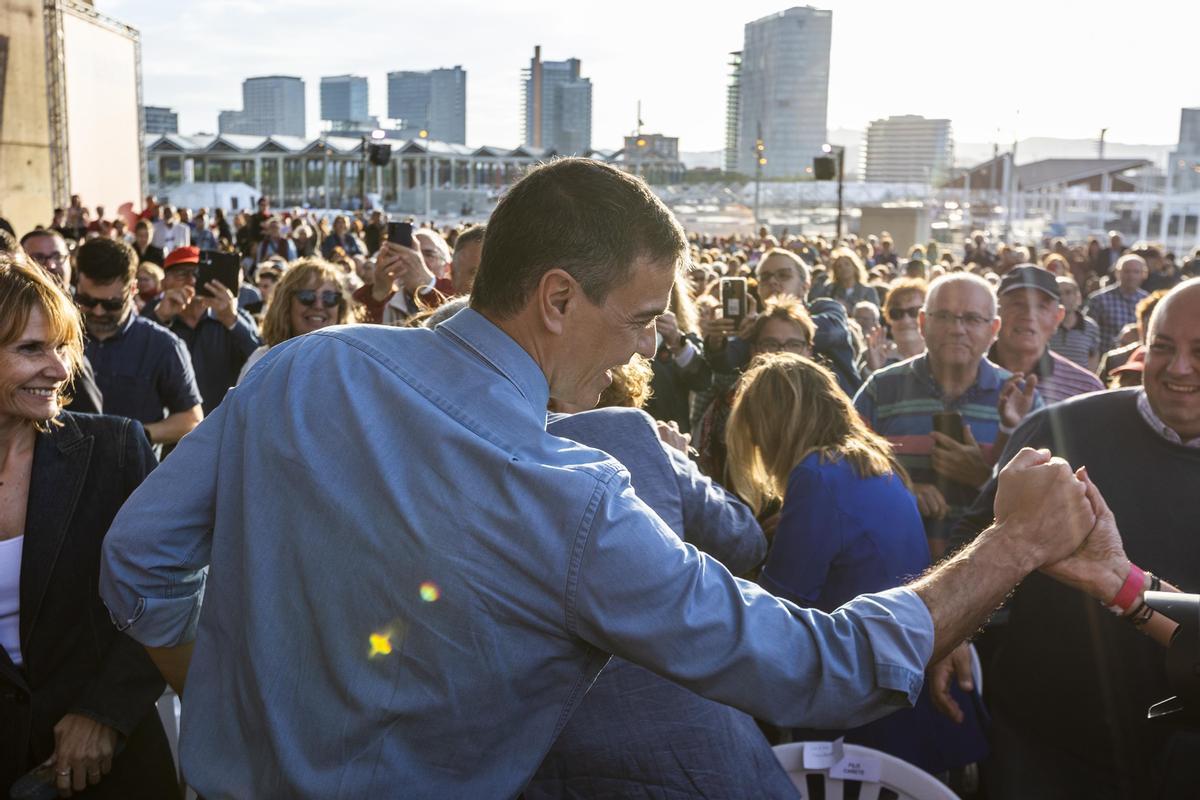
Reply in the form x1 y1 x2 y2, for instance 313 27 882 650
773 741 959 800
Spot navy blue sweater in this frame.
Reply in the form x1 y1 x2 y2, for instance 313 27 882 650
954 389 1200 791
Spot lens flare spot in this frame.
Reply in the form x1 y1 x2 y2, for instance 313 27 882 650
368 632 393 658
419 582 440 603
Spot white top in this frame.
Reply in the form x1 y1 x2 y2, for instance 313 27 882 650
0 535 23 666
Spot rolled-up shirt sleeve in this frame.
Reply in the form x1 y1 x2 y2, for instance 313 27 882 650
567 470 933 730
100 395 228 646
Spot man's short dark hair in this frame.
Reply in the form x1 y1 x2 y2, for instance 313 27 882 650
0 229 18 255
20 229 63 248
76 237 138 285
470 158 686 318
454 224 486 251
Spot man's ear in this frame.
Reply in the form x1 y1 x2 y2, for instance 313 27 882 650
538 268 576 336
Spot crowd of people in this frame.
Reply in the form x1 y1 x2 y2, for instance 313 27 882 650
1 158 1198 799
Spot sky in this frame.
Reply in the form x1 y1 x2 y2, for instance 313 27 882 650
103 0 1200 152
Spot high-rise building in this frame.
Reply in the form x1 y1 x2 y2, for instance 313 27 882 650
143 106 178 135
1169 108 1200 192
386 67 467 144
522 46 592 155
863 115 954 184
320 75 370 128
218 76 305 138
724 52 742 173
734 7 832 178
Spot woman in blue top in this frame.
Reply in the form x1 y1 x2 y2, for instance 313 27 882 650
725 352 988 777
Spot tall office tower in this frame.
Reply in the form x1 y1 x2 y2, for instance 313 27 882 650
522 46 592 155
724 52 742 173
218 76 305 137
320 75 370 129
1170 108 1200 192
863 115 954 184
143 106 178 135
736 6 832 178
386 67 467 144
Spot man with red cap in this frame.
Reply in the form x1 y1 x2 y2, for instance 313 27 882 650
143 246 260 413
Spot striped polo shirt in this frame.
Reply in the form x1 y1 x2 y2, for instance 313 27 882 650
1048 314 1102 369
853 353 1044 542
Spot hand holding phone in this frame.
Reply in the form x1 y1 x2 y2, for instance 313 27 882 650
720 277 748 324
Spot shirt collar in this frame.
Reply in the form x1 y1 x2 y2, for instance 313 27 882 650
914 352 1004 397
438 308 550 424
1059 312 1087 332
1137 388 1200 448
987 343 1055 379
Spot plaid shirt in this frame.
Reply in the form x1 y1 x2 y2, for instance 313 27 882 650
1086 285 1148 351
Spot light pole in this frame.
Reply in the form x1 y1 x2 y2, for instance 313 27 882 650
360 128 386 212
753 124 766 225
820 143 845 242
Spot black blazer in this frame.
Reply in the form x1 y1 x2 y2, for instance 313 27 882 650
0 413 178 797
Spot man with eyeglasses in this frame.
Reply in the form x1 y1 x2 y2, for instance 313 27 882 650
75 238 203 447
142 247 260 414
854 272 1042 556
19 229 104 415
19 229 71 288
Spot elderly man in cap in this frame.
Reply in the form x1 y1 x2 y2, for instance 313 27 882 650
143 246 260 413
989 265 1104 406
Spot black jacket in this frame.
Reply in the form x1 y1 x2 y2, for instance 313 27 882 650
1 413 178 797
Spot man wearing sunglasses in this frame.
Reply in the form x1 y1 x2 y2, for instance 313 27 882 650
76 238 203 447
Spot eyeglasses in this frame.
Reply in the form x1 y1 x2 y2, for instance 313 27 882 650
886 305 922 321
928 310 992 329
757 338 811 353
295 289 342 308
758 268 797 283
75 293 127 312
29 251 66 267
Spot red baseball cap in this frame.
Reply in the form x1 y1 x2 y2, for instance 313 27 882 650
163 246 200 270
1111 346 1146 375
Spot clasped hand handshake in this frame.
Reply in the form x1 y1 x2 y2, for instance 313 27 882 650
929 446 1129 722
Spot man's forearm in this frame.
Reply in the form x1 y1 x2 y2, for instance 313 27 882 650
145 642 194 697
145 406 203 445
910 519 1034 663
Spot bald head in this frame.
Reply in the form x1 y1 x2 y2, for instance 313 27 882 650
1143 278 1200 440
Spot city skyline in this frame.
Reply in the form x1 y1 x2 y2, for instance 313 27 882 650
105 0 1199 152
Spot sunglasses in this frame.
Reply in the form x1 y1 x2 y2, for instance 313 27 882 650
296 289 342 308
886 305 922 320
75 293 127 312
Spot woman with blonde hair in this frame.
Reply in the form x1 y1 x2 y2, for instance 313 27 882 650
814 247 879 312
237 258 359 382
725 352 987 777
0 256 179 796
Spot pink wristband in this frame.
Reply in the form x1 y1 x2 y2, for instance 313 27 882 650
1107 563 1145 615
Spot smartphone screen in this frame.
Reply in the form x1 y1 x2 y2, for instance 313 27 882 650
387 221 414 248
196 250 240 299
721 277 747 323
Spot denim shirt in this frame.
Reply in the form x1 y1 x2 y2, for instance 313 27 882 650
100 309 933 799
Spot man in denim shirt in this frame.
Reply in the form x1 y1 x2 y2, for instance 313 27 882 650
102 159 1117 799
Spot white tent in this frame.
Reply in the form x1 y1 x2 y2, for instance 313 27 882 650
158 181 259 213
